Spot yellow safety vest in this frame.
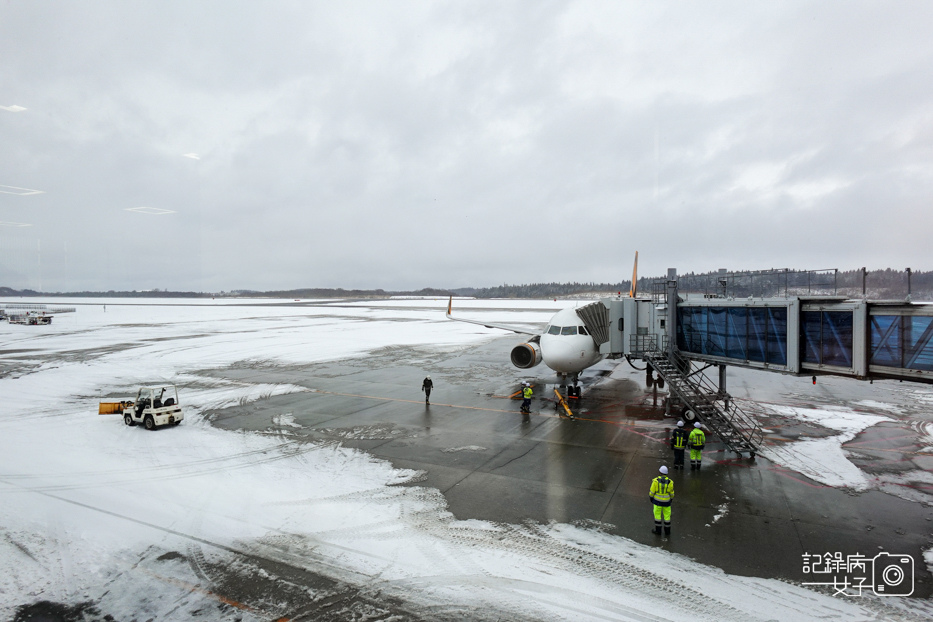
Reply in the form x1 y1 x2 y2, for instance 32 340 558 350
649 476 674 506
689 429 706 449
522 387 533 399
671 429 688 450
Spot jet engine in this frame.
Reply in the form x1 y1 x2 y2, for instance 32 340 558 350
510 342 542 369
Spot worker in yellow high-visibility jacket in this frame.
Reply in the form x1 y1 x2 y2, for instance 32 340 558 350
521 383 533 413
689 422 706 470
649 466 674 536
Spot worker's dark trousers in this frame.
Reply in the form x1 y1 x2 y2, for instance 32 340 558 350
424 389 431 402
672 448 685 469
521 398 530 411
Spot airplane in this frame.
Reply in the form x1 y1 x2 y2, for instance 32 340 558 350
445 253 640 397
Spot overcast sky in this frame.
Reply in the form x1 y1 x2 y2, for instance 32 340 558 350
1 1 931 292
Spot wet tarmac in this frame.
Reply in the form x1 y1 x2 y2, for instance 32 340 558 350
205 334 933 600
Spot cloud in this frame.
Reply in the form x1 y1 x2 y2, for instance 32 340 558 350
0 184 44 196
124 207 176 215
1 1 932 291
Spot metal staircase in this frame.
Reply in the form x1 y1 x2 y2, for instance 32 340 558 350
639 341 763 457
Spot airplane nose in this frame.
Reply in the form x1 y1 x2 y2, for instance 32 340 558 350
544 339 587 373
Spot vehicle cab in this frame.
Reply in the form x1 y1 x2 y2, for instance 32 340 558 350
123 385 183 430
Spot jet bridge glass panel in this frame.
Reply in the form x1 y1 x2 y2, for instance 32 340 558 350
870 315 933 372
677 306 787 366
801 311 854 368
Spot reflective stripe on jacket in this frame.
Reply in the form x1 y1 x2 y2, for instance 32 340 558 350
671 429 688 450
689 429 706 449
649 476 674 506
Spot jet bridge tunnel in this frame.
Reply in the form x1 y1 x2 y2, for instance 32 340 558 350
574 271 933 457
585 281 933 386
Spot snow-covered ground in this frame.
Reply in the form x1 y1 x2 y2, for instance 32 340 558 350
756 404 892 489
1 299 930 620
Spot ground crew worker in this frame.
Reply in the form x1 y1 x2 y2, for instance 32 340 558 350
649 465 674 536
521 382 533 413
421 376 433 404
689 422 706 470
670 420 688 470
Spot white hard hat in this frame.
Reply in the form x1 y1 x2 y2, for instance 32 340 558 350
426 375 431 379
659 466 669 475
694 422 702 428
677 421 684 427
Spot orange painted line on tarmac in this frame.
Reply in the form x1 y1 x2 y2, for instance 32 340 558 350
143 568 287 620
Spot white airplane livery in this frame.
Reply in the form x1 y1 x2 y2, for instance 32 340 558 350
446 299 604 396
445 253 639 397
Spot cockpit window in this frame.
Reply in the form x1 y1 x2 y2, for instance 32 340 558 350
547 325 561 335
579 326 588 335
561 326 578 335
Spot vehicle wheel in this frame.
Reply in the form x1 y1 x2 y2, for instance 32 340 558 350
124 414 135 426
144 415 156 430
173 421 181 426
656 377 665 389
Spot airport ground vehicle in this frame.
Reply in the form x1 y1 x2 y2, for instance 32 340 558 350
99 385 183 430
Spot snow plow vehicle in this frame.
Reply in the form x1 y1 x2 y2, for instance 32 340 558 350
99 385 183 430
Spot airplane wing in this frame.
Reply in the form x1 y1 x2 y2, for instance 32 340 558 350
445 297 540 336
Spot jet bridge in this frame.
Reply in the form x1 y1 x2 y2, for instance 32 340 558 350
580 269 933 457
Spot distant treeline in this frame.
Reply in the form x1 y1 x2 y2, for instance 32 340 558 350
0 286 455 299
1 269 929 300
451 282 631 299
0 287 212 298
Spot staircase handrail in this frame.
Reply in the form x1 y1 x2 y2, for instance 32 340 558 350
642 346 763 452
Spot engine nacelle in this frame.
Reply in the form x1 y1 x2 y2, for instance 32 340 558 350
510 342 542 369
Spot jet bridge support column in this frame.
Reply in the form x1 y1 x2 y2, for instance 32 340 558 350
719 364 729 409
666 268 678 354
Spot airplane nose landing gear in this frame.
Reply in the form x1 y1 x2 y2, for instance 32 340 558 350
558 373 582 398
